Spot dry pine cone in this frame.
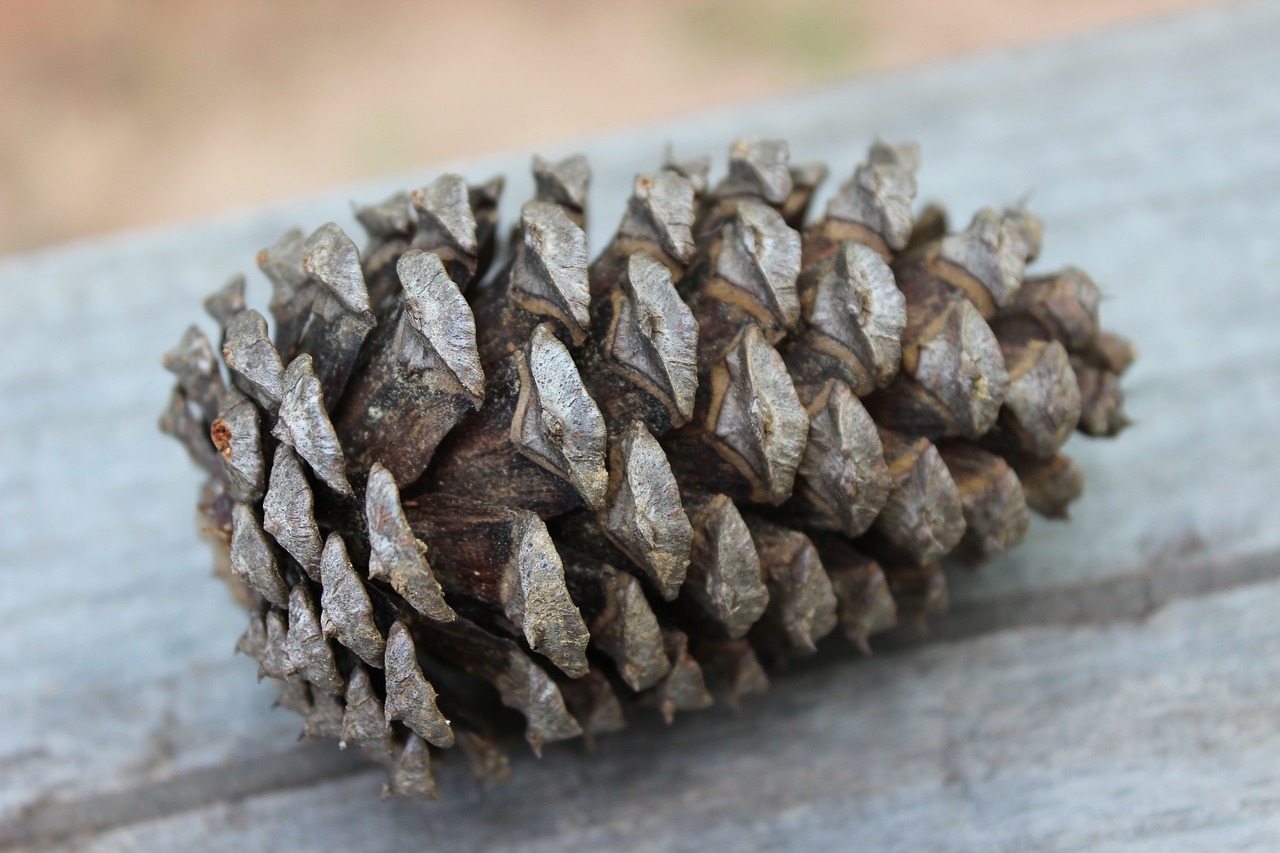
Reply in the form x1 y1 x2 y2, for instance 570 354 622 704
161 139 1134 799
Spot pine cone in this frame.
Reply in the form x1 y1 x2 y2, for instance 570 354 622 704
161 139 1133 799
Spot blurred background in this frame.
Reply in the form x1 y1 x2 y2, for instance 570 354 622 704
2 0 1219 255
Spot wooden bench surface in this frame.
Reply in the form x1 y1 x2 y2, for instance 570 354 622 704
2 2 1278 848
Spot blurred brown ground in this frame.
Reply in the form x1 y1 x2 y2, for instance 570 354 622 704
0 0 1220 254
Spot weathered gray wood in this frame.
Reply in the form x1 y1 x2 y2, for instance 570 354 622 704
17 580 1280 852
1 1 1279 848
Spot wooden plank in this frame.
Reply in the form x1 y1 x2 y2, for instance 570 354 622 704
1 0 1278 847
15 578 1280 851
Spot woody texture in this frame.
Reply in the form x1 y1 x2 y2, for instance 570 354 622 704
161 139 1133 800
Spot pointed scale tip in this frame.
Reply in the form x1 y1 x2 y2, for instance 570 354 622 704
877 286 1009 440
996 338 1081 459
412 172 478 257
826 140 920 253
650 629 714 723
302 222 372 317
383 621 454 748
396 249 485 403
365 463 456 623
1013 453 1084 519
818 539 898 652
606 251 700 426
714 201 802 333
1075 365 1130 437
318 533 386 669
383 735 440 801
223 309 285 411
618 171 697 264
1009 267 1102 352
747 517 838 654
511 201 591 344
229 502 289 609
511 647 584 754
872 433 966 565
565 556 672 691
663 146 711 195
162 325 224 419
708 325 809 505
211 388 266 503
719 139 792 205
604 420 693 600
256 228 313 353
508 513 591 678
938 443 1030 560
284 584 344 695
341 664 391 757
257 228 308 297
513 323 609 510
935 206 1037 313
263 444 323 581
792 380 892 538
799 241 905 394
683 493 769 639
533 153 591 213
355 191 413 240
204 274 246 329
272 355 353 497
